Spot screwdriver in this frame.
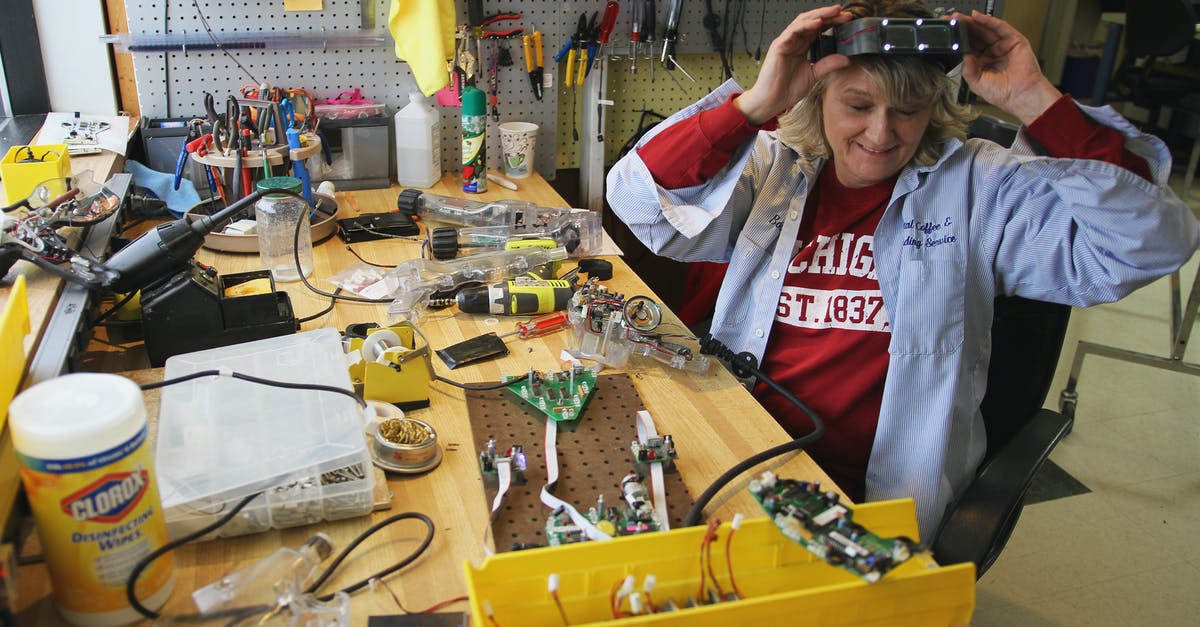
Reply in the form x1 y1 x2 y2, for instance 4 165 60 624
629 0 643 74
516 310 570 339
594 1 620 70
643 0 657 81
662 0 683 70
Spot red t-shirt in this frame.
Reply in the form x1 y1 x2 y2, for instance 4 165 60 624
638 94 1151 500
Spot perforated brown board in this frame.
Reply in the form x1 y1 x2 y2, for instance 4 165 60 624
465 373 692 552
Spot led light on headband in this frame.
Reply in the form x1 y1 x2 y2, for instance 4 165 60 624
811 17 970 70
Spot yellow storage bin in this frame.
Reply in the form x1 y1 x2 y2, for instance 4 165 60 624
1 276 30 429
464 498 974 626
1 144 71 204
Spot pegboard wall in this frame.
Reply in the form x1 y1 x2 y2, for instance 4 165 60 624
123 0 1000 182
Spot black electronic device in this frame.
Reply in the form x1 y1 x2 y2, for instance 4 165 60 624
811 17 969 70
140 266 297 366
338 212 420 243
435 332 510 369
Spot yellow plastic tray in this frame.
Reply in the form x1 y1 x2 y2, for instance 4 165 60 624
0 275 30 429
465 498 974 626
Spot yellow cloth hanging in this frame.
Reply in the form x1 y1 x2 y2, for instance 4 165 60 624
388 0 456 96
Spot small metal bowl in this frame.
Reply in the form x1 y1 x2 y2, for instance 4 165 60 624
369 417 442 474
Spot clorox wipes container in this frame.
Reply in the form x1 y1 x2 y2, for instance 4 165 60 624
9 373 174 626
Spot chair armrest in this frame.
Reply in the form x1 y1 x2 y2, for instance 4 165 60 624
931 409 1072 577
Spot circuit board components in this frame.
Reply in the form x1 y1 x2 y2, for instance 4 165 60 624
749 471 915 583
630 435 677 468
544 473 665 546
479 439 527 483
502 365 599 422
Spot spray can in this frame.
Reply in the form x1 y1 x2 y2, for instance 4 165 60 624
461 85 487 193
9 373 175 626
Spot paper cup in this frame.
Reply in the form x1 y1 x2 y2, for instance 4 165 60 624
499 122 538 179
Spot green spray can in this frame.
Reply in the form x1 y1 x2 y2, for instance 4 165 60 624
461 85 487 193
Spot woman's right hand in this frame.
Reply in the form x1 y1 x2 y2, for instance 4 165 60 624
735 5 854 125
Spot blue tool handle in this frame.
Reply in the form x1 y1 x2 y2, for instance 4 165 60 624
173 146 188 190
204 164 217 194
286 127 314 204
554 39 573 63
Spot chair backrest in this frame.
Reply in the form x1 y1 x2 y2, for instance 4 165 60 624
1125 1 1199 60
978 296 1071 461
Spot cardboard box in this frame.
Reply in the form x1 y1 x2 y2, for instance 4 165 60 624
1 144 71 203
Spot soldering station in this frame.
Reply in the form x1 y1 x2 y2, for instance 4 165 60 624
2 1 1045 625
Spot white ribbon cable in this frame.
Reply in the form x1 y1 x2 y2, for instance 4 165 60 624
483 458 513 557
539 416 611 541
636 410 671 531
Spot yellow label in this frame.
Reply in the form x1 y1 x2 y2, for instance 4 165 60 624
17 426 173 614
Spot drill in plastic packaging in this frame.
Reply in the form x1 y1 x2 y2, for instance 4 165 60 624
384 246 570 321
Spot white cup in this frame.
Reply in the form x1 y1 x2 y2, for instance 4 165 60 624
499 122 538 179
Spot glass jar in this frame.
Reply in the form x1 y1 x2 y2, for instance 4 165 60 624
255 176 312 282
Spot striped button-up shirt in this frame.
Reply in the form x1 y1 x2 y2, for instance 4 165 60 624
606 79 1200 538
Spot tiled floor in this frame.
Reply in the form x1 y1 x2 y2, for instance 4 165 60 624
971 174 1200 625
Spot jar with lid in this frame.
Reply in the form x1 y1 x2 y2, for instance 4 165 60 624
255 176 313 282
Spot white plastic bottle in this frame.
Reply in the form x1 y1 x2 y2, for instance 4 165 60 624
394 91 443 188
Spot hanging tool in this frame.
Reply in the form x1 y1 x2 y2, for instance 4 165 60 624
662 0 683 70
559 14 583 89
481 12 522 38
629 0 643 74
594 2 620 71
594 2 620 143
468 0 485 86
522 29 545 100
644 0 657 82
487 40 501 122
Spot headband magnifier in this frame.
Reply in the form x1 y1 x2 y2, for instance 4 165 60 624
811 17 970 70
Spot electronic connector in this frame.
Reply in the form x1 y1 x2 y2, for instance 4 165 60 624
749 471 915 583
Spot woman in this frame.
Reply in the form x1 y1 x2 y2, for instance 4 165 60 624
606 2 1200 538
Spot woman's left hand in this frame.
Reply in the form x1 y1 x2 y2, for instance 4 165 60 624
956 10 1062 125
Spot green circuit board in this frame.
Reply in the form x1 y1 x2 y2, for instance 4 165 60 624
503 366 597 422
749 471 915 583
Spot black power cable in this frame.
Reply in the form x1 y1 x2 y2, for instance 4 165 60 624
683 334 827 527
125 371 436 623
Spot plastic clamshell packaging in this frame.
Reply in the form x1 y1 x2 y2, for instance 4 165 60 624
155 329 374 540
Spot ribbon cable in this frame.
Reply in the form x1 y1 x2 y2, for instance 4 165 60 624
483 457 513 556
540 418 612 541
635 410 671 530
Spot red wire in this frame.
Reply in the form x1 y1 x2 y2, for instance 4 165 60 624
704 519 725 600
725 527 744 599
416 595 469 614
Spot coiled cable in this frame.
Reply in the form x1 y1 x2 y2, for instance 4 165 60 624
683 334 826 527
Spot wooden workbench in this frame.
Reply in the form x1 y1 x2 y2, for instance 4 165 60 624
13 172 834 624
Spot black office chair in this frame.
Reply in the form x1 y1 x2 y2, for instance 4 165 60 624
1112 1 1200 139
929 116 1075 578
931 295 1074 578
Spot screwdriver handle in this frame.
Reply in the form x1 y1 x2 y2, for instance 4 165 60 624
598 1 620 44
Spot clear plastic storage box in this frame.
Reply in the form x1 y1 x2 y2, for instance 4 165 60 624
156 329 374 540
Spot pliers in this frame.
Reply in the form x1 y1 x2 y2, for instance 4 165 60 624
481 12 523 38
173 120 202 191
557 12 598 88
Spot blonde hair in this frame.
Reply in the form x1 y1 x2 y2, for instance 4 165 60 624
777 0 975 166
777 56 974 167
